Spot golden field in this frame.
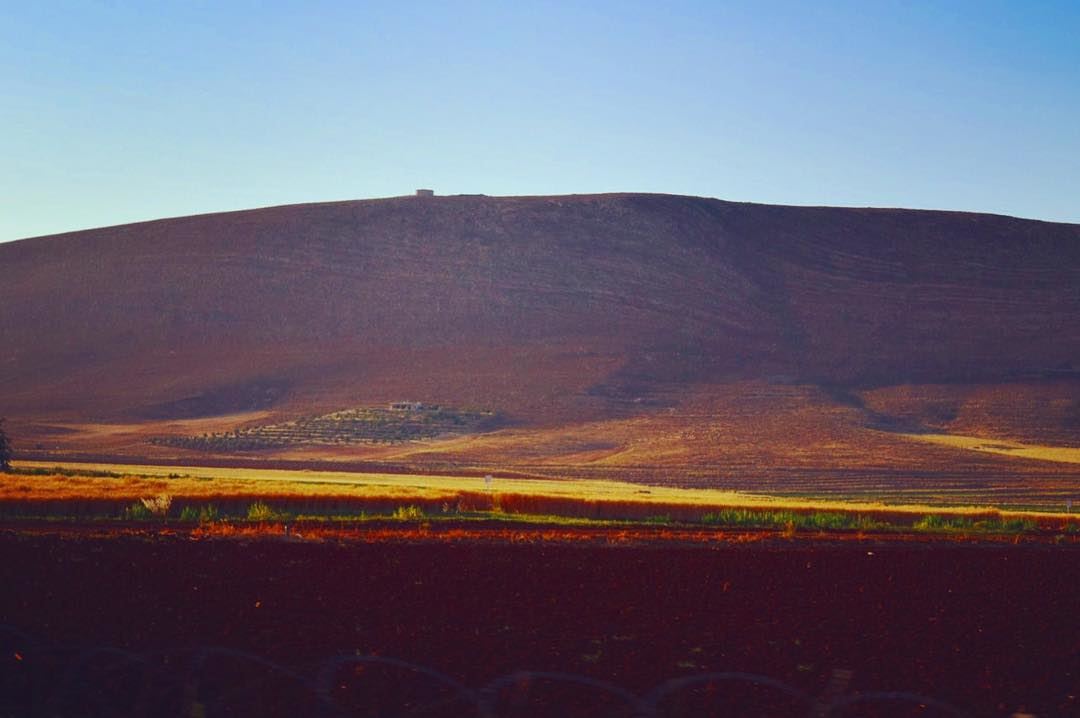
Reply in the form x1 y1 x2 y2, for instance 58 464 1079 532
5 460 1078 529
902 433 1080 464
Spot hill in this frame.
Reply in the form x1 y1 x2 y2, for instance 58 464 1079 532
2 193 1078 505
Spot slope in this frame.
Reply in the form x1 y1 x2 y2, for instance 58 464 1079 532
2 193 1078 502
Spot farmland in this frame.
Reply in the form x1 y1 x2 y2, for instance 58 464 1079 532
1 529 1077 717
4 461 1078 537
903 432 1080 464
7 460 1077 715
13 379 1080 515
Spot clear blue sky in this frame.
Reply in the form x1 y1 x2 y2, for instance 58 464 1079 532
3 1 1079 241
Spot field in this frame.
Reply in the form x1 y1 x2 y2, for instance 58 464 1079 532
4 460 1079 535
14 379 1080 515
903 432 1080 465
2 457 1078 718
1 529 1077 717
6 194 1080 524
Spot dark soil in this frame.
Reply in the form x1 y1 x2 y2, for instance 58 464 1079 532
0 529 1076 717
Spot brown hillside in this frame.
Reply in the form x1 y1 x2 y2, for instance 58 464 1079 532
2 193 1079 501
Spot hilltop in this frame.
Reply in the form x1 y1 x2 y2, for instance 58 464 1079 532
2 193 1078 504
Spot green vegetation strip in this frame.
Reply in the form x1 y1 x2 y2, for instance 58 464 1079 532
2 500 1076 536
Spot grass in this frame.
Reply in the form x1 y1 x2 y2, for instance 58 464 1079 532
1 497 1070 538
700 509 885 531
390 505 425 520
902 433 1080 465
122 502 153 520
179 504 219 523
3 460 1078 537
912 514 1038 533
912 515 975 532
10 458 1077 518
246 501 287 521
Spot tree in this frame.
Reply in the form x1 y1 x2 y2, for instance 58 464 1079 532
0 419 11 472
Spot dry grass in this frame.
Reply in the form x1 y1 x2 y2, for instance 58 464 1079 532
5 460 1077 528
860 380 1080 448
16 380 1080 514
902 433 1080 465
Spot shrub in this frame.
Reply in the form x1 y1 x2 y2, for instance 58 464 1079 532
700 509 883 531
246 501 278 521
179 504 219 523
702 509 792 529
801 512 851 530
139 494 172 518
391 505 425 521
913 515 973 532
123 502 152 520
994 518 1036 533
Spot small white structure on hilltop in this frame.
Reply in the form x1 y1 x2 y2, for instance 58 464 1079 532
415 189 434 197
389 401 424 411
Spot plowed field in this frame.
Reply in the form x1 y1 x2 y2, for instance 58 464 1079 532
1 527 1076 716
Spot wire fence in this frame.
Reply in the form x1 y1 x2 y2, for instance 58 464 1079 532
1 624 979 717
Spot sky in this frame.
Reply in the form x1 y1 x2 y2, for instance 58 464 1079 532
2 1 1079 241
